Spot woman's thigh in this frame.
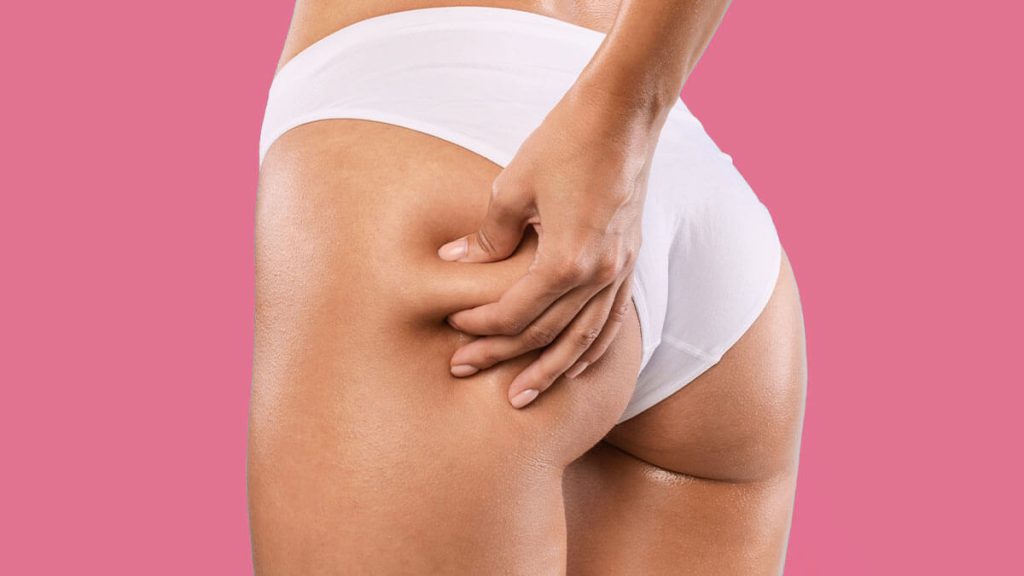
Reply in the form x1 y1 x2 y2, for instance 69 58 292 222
249 120 643 574
563 248 807 575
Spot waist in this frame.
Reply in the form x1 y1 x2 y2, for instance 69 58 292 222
277 1 619 72
276 6 608 75
260 6 695 166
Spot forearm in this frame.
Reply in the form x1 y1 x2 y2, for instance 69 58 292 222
575 0 733 131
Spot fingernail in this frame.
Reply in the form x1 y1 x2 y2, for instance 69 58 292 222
510 389 539 409
451 364 478 377
566 361 590 379
438 238 468 261
446 315 462 331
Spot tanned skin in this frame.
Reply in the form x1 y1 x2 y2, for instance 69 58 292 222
251 1 806 574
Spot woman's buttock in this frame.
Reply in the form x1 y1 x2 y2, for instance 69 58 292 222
251 119 645 572
253 118 643 467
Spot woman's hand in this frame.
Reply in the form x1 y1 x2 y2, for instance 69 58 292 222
436 83 665 409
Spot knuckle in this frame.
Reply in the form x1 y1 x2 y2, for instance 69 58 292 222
592 257 620 284
522 323 559 348
490 176 508 199
548 255 587 286
577 326 602 348
495 314 526 336
476 228 501 258
492 170 514 194
608 300 630 323
491 173 527 206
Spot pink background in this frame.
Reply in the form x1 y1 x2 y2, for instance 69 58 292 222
2 1 1020 574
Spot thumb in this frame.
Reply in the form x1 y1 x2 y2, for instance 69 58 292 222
438 184 531 262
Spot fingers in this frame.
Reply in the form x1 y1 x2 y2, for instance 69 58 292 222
448 282 604 375
446 250 585 336
563 274 634 381
505 277 625 408
437 179 533 263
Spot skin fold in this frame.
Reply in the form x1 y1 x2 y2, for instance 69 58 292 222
251 1 807 574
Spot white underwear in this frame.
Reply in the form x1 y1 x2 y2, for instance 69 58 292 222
258 6 782 423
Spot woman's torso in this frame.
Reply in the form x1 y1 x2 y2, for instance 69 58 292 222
278 0 620 70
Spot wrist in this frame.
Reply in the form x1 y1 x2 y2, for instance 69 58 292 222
570 66 679 139
564 75 673 161
576 39 685 115
546 85 659 185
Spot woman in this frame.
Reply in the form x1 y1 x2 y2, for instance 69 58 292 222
249 0 808 573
